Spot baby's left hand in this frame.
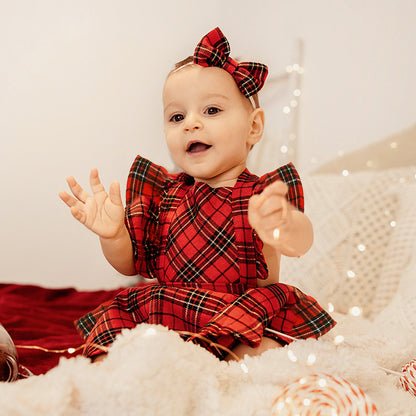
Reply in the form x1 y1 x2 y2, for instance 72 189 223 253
248 181 292 248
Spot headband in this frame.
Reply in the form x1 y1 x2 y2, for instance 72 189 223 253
193 27 268 98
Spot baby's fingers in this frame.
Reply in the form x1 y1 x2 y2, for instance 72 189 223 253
258 194 288 218
59 190 78 208
248 194 263 227
262 180 288 198
66 176 91 203
108 181 123 207
59 191 87 224
89 168 106 195
248 193 263 211
69 206 87 225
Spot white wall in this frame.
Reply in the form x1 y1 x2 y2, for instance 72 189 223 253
1 0 415 289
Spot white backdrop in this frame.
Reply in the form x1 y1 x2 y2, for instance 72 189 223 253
1 0 415 289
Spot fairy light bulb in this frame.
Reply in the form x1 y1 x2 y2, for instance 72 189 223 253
293 89 301 97
144 328 157 337
274 401 285 411
342 169 349 177
67 348 76 354
306 353 317 366
273 228 280 240
283 106 291 114
334 335 345 345
240 363 249 374
357 244 366 252
318 378 327 387
287 349 298 362
280 145 288 154
349 306 362 317
328 302 335 313
346 270 356 279
390 220 397 228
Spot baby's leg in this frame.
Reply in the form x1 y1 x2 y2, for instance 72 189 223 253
225 337 283 361
91 354 106 364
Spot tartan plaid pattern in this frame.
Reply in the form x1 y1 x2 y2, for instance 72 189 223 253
78 283 334 359
193 27 268 98
75 156 335 359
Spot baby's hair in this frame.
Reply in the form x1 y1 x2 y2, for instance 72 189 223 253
173 56 194 71
171 56 260 109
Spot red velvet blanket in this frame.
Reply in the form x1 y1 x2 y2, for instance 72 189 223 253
0 283 121 376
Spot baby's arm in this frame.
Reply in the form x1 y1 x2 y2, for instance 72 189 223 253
98 226 136 276
59 169 136 276
248 180 313 285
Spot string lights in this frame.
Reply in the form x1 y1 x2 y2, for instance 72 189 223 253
279 46 303 166
311 138 415 172
4 160 416 403
14 344 85 355
248 39 304 173
324 169 416 319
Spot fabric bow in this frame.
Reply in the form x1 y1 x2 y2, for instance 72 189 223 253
193 27 268 98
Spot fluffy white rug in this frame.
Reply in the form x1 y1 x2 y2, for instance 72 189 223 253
0 311 415 416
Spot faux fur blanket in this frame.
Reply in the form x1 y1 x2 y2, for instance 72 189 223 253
0 285 415 415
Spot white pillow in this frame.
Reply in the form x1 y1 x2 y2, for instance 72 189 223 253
280 166 416 319
372 183 416 317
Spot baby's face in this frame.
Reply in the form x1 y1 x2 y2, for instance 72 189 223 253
163 64 261 188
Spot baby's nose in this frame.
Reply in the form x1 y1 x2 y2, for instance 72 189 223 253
184 113 203 131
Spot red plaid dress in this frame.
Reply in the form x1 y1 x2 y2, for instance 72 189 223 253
76 156 335 359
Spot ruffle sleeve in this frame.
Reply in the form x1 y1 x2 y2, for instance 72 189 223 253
254 162 304 212
124 156 172 278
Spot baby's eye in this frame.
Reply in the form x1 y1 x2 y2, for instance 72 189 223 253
169 113 184 123
205 107 221 115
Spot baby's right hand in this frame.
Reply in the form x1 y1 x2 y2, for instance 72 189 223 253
59 169 125 239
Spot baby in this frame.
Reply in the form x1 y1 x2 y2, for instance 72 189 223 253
60 27 335 361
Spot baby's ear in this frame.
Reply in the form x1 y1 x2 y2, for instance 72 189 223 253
248 108 265 146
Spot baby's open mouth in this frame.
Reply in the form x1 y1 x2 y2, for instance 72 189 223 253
186 142 212 153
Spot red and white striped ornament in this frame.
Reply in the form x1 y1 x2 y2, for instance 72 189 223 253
400 359 416 397
272 373 378 416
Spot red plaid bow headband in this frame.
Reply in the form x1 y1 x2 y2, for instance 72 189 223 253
193 27 268 98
